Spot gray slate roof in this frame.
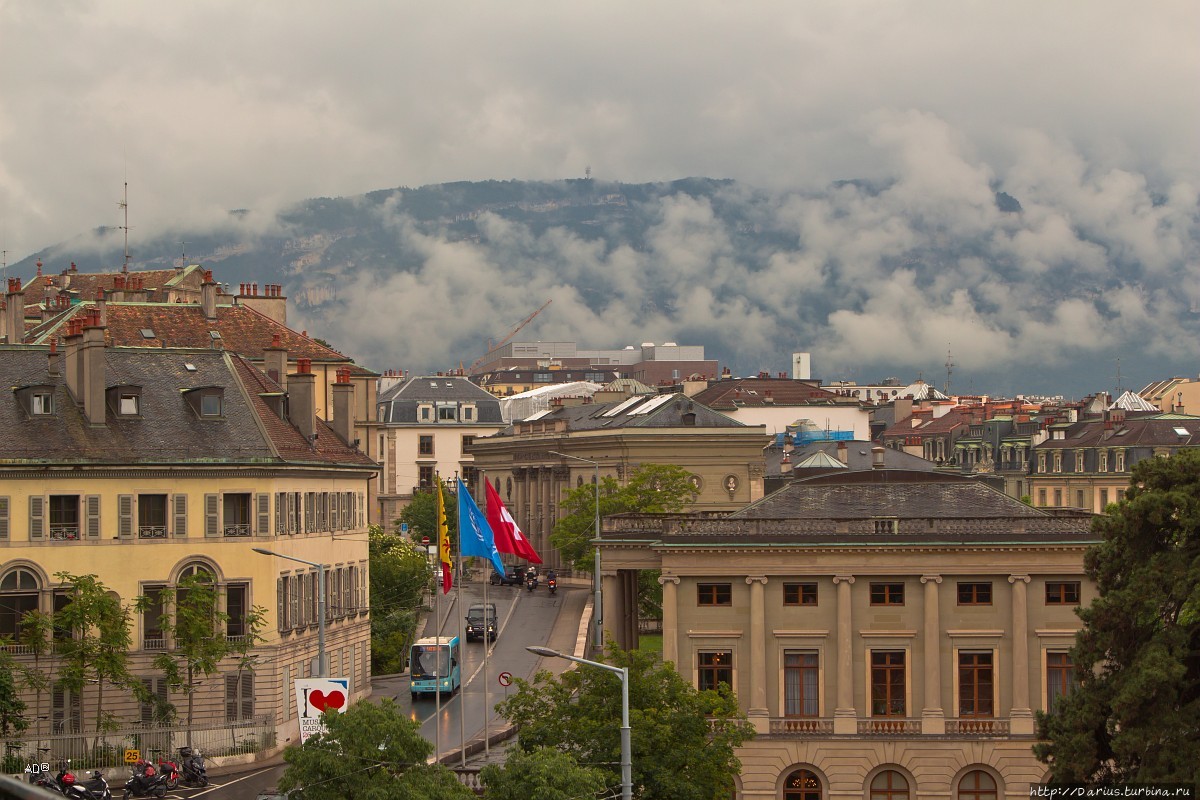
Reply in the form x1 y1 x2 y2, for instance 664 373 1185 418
535 392 745 432
378 375 504 424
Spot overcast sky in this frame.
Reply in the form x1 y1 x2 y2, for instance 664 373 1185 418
2 1 1196 262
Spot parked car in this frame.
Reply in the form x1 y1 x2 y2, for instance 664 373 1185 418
465 602 498 642
490 567 523 586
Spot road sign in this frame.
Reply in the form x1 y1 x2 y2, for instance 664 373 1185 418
421 535 430 545
401 523 409 533
498 671 513 687
295 677 351 742
124 749 140 764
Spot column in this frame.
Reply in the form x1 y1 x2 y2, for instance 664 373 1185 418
832 575 856 734
920 575 945 734
659 575 680 667
602 570 622 649
1009 574 1033 734
514 469 527 534
746 576 769 731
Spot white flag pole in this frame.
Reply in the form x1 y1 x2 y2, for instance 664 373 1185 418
455 479 468 768
481 471 491 757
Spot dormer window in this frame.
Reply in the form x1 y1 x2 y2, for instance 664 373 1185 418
33 392 54 415
14 385 56 417
183 387 225 419
107 385 143 417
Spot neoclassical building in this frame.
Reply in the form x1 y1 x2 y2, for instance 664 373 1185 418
597 468 1096 799
0 330 376 751
468 391 770 570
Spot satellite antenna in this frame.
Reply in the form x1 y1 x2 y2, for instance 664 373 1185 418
117 181 132 273
179 241 188 270
585 165 591 180
944 346 955 394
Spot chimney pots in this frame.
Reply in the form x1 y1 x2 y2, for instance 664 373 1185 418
297 358 312 374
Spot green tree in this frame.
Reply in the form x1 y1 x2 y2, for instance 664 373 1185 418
0 644 29 738
397 486 458 546
369 524 432 674
1035 450 1200 785
53 572 144 736
136 572 228 730
480 747 608 800
496 643 754 800
551 463 699 573
277 698 472 800
16 610 54 735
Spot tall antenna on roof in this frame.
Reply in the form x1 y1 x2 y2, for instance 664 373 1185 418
944 345 955 395
179 241 187 270
118 180 131 273
1114 356 1124 397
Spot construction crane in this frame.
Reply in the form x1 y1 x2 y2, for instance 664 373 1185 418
470 299 553 371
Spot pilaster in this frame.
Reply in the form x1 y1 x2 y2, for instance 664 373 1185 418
832 575 856 734
659 575 680 667
746 575 769 731
1009 574 1034 734
920 575 945 734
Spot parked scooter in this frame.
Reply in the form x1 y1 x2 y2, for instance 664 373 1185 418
122 759 167 798
38 763 111 799
178 746 208 787
149 750 179 790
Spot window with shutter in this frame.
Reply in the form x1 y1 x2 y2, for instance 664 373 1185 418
140 677 170 724
225 674 254 722
84 495 101 538
204 494 220 537
118 495 134 539
256 494 270 535
0 496 9 539
275 493 285 534
173 494 188 537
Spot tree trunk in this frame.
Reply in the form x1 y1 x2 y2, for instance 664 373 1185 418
186 665 195 748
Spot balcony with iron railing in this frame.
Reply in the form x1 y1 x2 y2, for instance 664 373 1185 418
49 524 80 541
138 525 167 539
223 524 252 537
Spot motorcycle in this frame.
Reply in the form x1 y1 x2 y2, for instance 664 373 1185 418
178 746 208 787
547 577 557 595
149 750 179 790
40 764 112 799
122 760 167 798
526 575 536 592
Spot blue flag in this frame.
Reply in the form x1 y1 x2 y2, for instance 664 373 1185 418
457 478 507 576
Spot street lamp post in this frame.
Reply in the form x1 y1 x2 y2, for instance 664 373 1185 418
252 548 326 677
549 451 603 648
527 646 630 800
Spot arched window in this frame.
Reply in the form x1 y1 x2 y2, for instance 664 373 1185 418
958 770 997 800
784 769 821 800
870 770 909 800
0 567 40 637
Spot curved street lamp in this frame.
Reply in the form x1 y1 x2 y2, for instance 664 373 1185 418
527 646 630 800
253 548 326 677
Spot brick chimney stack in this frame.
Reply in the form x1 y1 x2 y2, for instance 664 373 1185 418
47 338 61 377
263 332 288 389
201 269 218 320
289 357 317 444
331 366 356 447
81 308 107 425
4 277 24 343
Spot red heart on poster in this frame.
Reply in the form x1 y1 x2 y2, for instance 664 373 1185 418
309 690 346 712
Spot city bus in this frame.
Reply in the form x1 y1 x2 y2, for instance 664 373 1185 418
409 635 461 699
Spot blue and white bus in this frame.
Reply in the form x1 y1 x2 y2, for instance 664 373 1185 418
409 635 461 699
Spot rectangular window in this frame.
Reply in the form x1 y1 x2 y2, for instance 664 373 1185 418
1053 488 1062 506
119 394 140 415
783 582 818 606
697 651 732 691
1116 489 1125 502
784 651 819 717
1046 652 1076 711
1053 452 1062 473
869 582 905 606
418 435 434 456
1075 452 1084 472
142 585 166 649
1115 451 1126 471
697 583 732 606
49 495 80 540
418 464 435 489
51 687 82 734
224 674 254 722
1076 490 1086 508
1099 452 1108 472
1099 488 1109 507
138 494 168 539
870 651 906 717
958 651 994 718
226 584 247 638
1038 488 1047 507
420 406 430 421
463 407 473 420
1046 581 1081 605
1038 453 1046 473
957 582 992 605
222 493 252 537
32 392 54 415
438 405 456 421
140 677 170 724
461 435 475 452
200 394 222 417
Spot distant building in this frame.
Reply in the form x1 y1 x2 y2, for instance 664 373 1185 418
690 376 870 439
373 375 505 523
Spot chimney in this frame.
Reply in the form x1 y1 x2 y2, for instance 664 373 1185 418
239 282 288 325
289 357 317 443
331 367 356 446
201 269 218 320
47 337 61 377
64 317 84 402
81 309 106 425
44 279 59 308
4 277 24 343
96 288 107 326
837 440 848 464
872 446 886 469
263 332 288 388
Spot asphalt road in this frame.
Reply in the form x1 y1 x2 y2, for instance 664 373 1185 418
183 580 587 798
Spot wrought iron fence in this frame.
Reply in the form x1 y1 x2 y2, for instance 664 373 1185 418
138 526 167 539
223 524 252 537
2 716 275 772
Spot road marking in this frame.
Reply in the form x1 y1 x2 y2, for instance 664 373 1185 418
182 766 276 796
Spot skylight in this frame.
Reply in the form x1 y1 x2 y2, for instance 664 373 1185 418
184 363 197 372
140 328 156 339
209 330 222 340
1174 427 1190 436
